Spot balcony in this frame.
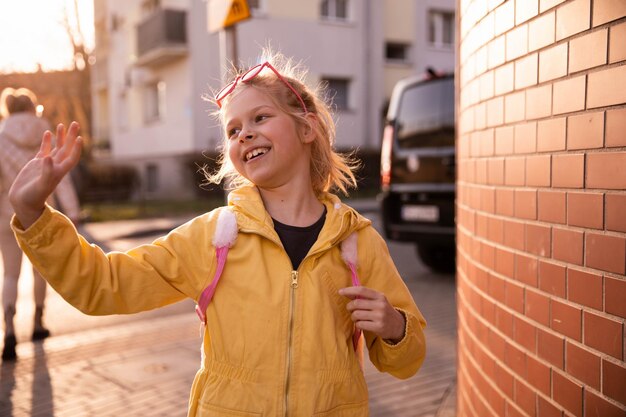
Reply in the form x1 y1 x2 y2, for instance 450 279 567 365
136 9 187 68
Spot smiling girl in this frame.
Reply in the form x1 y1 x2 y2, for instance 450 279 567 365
7 51 426 416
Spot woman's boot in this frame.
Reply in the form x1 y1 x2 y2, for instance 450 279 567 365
2 305 17 361
32 305 50 341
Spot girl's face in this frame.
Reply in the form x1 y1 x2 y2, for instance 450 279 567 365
222 86 314 191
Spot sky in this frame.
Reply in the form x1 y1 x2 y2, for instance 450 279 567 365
0 0 95 73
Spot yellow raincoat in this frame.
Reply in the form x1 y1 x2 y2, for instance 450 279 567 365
12 186 426 416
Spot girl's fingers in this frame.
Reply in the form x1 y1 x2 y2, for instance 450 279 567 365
56 123 65 149
54 123 80 162
36 131 53 157
59 136 83 171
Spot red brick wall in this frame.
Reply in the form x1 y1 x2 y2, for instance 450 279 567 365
456 0 626 416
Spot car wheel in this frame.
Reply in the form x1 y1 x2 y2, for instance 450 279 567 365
416 244 456 273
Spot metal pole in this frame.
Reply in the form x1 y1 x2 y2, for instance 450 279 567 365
219 25 238 83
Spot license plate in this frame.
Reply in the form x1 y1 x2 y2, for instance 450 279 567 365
401 205 439 222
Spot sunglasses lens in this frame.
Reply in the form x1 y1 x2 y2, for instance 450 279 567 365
241 64 266 83
215 82 235 103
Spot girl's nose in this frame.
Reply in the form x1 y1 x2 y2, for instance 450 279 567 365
238 129 256 143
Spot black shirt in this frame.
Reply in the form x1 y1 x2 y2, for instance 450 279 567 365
273 207 327 270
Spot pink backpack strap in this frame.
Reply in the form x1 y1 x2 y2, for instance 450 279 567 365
195 208 238 324
340 232 363 357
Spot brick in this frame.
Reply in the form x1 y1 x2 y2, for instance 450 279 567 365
567 268 603 310
505 157 525 185
496 304 515 337
495 126 514 155
539 42 568 82
584 311 624 359
506 281 525 314
566 342 601 389
488 158 505 185
514 379 536 415
553 75 586 115
609 22 626 63
551 299 582 340
539 328 565 368
529 11 556 51
506 24 529 61
606 108 626 147
495 0 515 35
587 152 626 190
566 111 604 150
584 389 626 417
496 188 515 216
483 187 497 213
552 153 584 188
552 371 583 417
488 216 504 243
504 219 526 251
593 0 626 26
538 190 566 224
475 45 489 76
482 241 496 269
505 91 526 123
475 102 487 130
526 84 552 120
569 29 608 73
537 396 563 417
486 97 504 127
526 223 552 257
480 71 495 101
516 253 538 287
513 316 537 352
488 36 506 69
515 189 537 220
602 360 626 404
515 53 538 89
515 122 538 154
495 247 515 278
567 192 604 229
526 155 551 187
556 0 591 41
495 62 514 95
541 0 567 12
585 233 626 274
537 118 566 152
517 0 539 24
527 289 551 327
539 260 566 297
496 362 515 397
587 65 626 108
505 342 527 377
553 227 584 265
526 355 551 395
605 277 626 318
481 129 496 156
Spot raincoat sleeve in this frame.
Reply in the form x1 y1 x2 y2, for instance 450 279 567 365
359 226 427 379
11 204 218 315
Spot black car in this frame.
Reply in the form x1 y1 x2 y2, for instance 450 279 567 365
380 72 455 272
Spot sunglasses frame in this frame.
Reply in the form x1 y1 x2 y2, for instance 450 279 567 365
215 62 308 114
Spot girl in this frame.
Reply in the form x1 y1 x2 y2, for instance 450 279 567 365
8 53 426 416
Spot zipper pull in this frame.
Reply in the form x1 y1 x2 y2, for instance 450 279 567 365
291 270 299 289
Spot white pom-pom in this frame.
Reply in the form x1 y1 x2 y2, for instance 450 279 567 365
340 232 358 266
213 209 238 248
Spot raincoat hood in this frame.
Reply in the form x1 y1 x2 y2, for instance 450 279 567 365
0 112 49 150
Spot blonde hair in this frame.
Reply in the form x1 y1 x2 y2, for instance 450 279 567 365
203 50 359 196
0 87 38 118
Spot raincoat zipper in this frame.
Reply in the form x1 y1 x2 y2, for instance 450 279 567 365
284 270 299 416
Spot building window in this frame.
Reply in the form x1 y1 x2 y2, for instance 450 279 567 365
141 0 161 17
428 10 455 47
144 81 166 123
385 42 411 63
146 164 159 193
322 77 350 111
321 0 348 21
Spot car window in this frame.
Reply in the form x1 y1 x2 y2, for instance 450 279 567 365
396 78 454 149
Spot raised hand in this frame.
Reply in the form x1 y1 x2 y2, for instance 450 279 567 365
339 286 406 343
9 122 83 229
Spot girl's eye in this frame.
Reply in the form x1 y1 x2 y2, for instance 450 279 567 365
255 114 269 122
227 128 240 139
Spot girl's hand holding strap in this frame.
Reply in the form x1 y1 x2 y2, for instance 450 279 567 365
9 122 83 229
339 286 406 344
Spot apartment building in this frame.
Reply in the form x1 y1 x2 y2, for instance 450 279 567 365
91 0 455 199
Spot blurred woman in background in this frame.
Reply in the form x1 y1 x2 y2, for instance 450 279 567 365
0 87 81 361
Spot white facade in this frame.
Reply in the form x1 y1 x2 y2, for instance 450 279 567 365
91 0 455 199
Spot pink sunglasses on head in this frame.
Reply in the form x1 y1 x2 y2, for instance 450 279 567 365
215 61 308 113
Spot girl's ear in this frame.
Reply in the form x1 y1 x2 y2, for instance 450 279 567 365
301 113 318 144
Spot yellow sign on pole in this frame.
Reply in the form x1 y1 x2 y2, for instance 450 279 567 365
208 0 251 33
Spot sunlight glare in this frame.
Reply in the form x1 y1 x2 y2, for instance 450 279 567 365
0 0 94 73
